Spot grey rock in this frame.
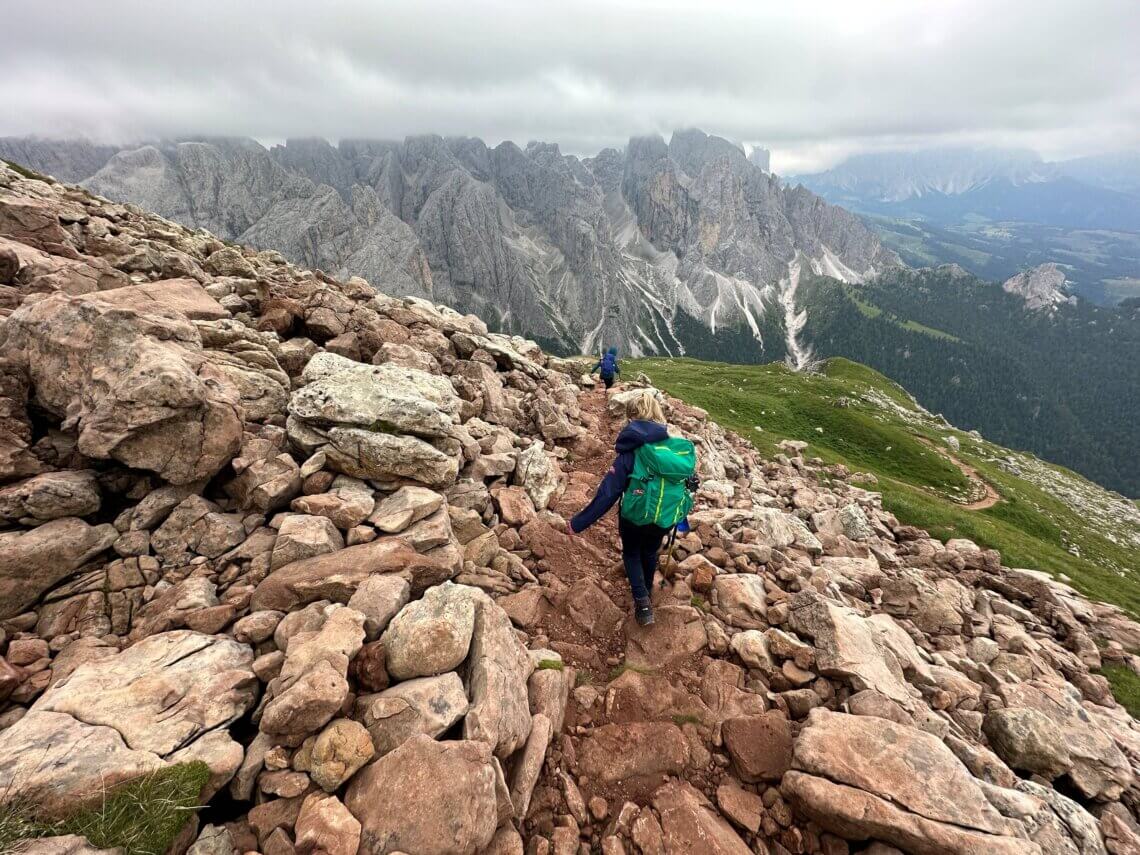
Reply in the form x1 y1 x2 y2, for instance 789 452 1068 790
21 131 896 357
1002 263 1072 311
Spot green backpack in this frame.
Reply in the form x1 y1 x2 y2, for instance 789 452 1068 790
620 436 697 528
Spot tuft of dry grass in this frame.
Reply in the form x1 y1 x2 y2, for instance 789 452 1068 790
0 761 209 855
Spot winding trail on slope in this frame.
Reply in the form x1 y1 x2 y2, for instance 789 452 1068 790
915 436 1002 510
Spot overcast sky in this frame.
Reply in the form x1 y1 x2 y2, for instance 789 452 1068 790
2 0 1138 173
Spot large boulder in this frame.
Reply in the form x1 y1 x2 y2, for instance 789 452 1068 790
0 290 244 484
287 353 463 487
90 277 228 321
712 574 768 629
512 442 560 510
290 352 461 436
381 582 476 680
0 517 116 619
368 485 445 533
722 713 793 783
753 507 822 553
0 470 101 525
782 709 1037 855
295 793 361 855
250 537 458 611
788 592 913 706
354 672 469 756
317 427 460 488
344 734 499 855
290 474 375 529
577 722 690 784
652 780 752 855
261 606 364 742
991 681 1132 800
0 631 257 816
462 587 535 757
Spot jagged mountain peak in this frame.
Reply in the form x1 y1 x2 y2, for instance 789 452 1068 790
1 130 897 358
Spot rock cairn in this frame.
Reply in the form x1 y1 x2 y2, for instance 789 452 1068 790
0 161 1138 855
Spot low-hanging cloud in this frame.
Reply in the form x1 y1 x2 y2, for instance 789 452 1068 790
1 0 1138 172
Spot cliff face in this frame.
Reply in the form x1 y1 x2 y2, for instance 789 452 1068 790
1002 262 1073 310
1 130 899 356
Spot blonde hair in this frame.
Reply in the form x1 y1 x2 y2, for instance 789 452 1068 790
627 391 666 424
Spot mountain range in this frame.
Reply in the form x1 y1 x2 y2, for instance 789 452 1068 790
793 146 1140 306
0 131 895 360
2 133 1138 496
794 146 1140 209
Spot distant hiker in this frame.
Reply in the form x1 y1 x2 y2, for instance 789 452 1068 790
591 346 620 389
570 391 698 626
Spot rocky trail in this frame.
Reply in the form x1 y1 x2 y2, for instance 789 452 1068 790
0 161 1139 855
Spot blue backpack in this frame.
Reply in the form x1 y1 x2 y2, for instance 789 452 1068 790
600 352 617 378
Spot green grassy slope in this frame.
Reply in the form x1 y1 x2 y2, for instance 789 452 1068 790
633 357 1140 616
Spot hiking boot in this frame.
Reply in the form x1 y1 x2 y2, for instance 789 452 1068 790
634 598 655 626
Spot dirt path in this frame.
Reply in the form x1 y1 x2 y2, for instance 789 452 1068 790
915 435 1001 510
526 384 722 824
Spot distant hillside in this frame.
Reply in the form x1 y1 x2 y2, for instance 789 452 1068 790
796 266 1140 497
634 357 1140 615
793 146 1140 306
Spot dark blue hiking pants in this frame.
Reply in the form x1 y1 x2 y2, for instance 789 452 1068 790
619 515 669 602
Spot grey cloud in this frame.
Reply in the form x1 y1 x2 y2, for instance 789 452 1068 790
1 0 1138 171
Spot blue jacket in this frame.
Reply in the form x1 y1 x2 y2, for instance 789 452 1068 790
591 351 620 378
570 420 668 532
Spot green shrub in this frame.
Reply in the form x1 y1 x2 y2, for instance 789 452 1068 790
536 658 564 671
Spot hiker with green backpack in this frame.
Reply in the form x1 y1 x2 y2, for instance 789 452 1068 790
569 391 699 626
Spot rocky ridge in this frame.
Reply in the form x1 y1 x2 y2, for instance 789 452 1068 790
0 163 1138 855
0 130 898 360
1001 263 1075 311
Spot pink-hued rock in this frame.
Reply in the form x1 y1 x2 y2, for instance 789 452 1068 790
0 290 244 484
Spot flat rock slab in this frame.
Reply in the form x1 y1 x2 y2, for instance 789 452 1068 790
92 277 228 320
577 722 690 784
345 734 498 855
289 352 460 437
0 630 256 815
722 712 792 783
250 537 455 611
652 780 752 855
782 708 1036 855
624 605 708 669
0 517 116 619
788 591 912 706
